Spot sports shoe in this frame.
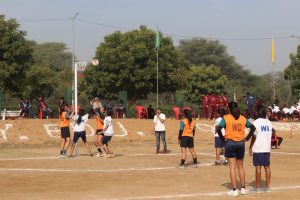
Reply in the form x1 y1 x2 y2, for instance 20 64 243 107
95 153 100 157
58 154 64 158
215 160 222 165
109 153 115 158
163 150 168 154
264 188 271 193
178 164 185 169
227 189 239 197
241 188 249 195
191 164 197 168
156 150 160 154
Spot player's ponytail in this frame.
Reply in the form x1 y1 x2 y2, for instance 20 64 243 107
228 102 240 120
77 109 84 125
183 109 192 124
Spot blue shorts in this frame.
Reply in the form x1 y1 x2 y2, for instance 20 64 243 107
215 137 224 148
73 131 87 143
225 140 245 160
253 153 270 166
102 136 112 145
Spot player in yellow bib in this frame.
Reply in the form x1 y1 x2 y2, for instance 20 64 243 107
178 109 197 168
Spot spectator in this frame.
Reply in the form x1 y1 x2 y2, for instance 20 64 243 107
37 96 52 119
202 93 209 119
19 98 26 117
271 129 283 149
92 97 103 116
273 96 280 106
24 98 34 118
104 100 114 114
255 97 263 113
117 100 126 118
147 105 155 119
209 93 218 119
246 92 256 118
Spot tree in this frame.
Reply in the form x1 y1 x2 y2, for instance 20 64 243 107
178 38 259 88
183 65 227 104
26 41 73 99
29 41 72 71
0 15 33 94
23 65 59 98
284 45 300 98
83 25 188 99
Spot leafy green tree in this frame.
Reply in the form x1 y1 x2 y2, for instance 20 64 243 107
0 15 33 93
23 65 59 98
84 25 188 99
284 45 300 98
178 38 259 88
183 65 227 104
27 41 73 99
29 41 72 71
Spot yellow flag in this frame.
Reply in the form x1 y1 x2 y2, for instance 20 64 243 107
271 38 275 64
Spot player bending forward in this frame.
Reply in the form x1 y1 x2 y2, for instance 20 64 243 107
249 107 272 193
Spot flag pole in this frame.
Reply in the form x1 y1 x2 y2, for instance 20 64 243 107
156 48 159 108
272 63 275 99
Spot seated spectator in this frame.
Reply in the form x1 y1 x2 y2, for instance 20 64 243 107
147 105 155 119
290 102 299 115
19 98 26 117
37 96 52 119
24 98 34 118
282 104 292 121
117 100 126 118
271 129 283 149
105 100 114 115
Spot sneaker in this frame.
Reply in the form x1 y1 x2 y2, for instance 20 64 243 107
264 188 271 193
58 154 64 158
227 189 239 197
163 150 168 154
191 164 197 168
223 160 229 165
156 150 160 154
178 164 185 169
241 188 249 195
62 153 67 159
109 153 115 158
215 160 222 165
95 153 100 157
105 154 112 158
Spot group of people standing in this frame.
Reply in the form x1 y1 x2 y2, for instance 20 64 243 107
202 92 229 119
59 103 115 159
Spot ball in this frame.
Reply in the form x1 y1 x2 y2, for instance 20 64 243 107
92 58 99 66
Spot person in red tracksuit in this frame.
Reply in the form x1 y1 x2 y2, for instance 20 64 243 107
209 93 218 119
223 92 229 108
202 93 209 119
218 94 225 111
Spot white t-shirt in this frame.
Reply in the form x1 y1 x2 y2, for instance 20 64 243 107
252 118 273 153
290 106 297 114
103 116 114 136
214 117 225 137
73 114 89 132
282 107 290 114
273 105 280 113
153 113 166 131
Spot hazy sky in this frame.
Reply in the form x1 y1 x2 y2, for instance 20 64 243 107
1 0 300 75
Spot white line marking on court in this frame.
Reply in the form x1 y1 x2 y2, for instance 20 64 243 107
0 156 58 161
0 163 213 173
102 185 300 200
272 152 300 156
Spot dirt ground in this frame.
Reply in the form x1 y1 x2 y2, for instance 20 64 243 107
0 119 299 200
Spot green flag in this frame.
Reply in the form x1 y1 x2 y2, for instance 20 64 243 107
155 26 160 49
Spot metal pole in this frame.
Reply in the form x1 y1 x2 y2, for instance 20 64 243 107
272 63 275 98
156 49 159 108
72 12 79 110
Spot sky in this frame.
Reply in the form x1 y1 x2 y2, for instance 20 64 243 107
1 0 300 75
